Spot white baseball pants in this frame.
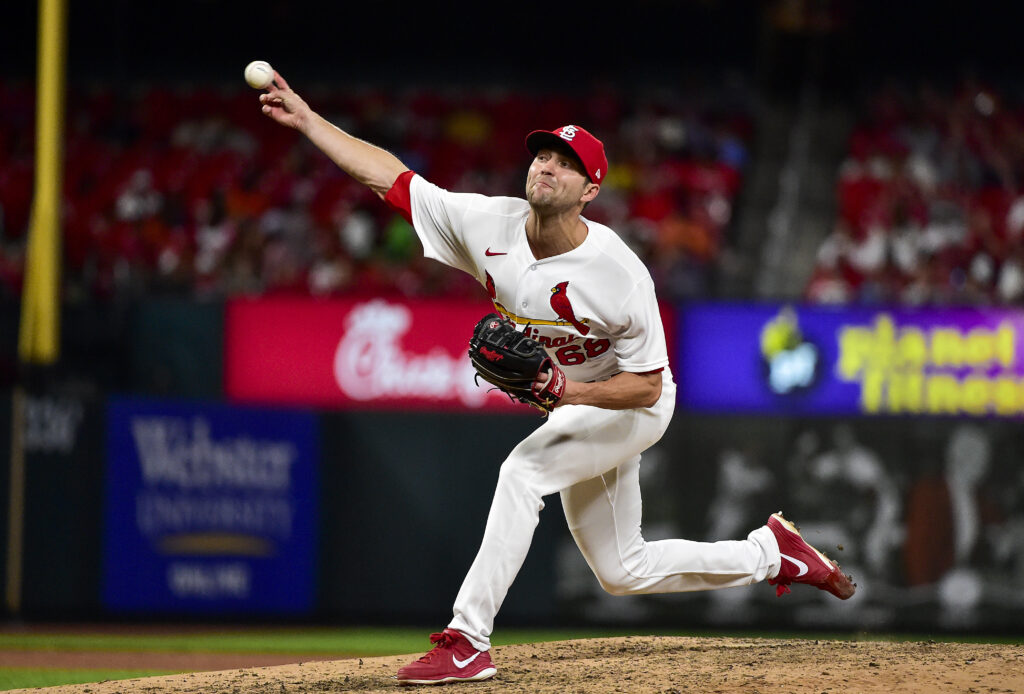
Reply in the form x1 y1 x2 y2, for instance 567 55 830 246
448 370 782 651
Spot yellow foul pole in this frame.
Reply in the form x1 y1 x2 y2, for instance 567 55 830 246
18 0 66 363
8 0 67 617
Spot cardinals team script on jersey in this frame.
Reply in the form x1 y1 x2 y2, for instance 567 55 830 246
404 175 669 382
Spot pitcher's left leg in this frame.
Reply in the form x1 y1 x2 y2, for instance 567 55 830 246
561 457 779 595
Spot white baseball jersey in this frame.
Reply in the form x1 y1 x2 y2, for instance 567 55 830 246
402 174 669 383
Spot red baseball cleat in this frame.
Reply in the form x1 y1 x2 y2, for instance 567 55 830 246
766 512 856 600
396 628 497 685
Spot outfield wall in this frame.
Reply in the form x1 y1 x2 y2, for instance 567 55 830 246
1 297 1023 631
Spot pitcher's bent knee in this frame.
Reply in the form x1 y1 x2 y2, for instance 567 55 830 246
494 456 550 509
593 567 645 596
496 456 531 489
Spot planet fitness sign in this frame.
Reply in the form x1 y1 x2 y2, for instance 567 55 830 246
678 303 1024 417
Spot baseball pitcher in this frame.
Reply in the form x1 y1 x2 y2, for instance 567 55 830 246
257 70 855 686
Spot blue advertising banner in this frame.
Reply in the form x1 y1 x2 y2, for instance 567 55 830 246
677 303 1024 417
103 398 318 614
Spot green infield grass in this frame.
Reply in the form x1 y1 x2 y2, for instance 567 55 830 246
0 669 180 691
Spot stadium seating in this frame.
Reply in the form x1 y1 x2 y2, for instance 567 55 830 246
806 77 1024 306
0 78 754 302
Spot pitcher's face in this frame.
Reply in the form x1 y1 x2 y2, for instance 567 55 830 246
525 148 595 212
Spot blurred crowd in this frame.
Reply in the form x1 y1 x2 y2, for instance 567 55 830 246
0 77 753 303
9 73 1024 309
806 76 1024 306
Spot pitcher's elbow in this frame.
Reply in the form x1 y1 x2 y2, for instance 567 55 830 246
641 382 662 408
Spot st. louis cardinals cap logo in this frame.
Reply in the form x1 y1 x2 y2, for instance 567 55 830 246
558 125 578 141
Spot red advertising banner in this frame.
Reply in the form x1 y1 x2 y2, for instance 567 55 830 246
225 297 521 411
225 296 676 412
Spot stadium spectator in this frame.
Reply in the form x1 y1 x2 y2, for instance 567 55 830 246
807 77 1024 306
0 78 754 302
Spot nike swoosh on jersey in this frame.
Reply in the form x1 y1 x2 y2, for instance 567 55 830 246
452 651 482 669
780 552 809 577
485 248 507 256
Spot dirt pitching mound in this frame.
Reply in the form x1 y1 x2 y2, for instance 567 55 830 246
13 636 1024 694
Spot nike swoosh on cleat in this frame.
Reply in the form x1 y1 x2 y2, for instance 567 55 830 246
485 248 507 256
452 652 481 669
780 552 809 577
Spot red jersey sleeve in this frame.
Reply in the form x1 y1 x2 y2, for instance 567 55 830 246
384 170 416 225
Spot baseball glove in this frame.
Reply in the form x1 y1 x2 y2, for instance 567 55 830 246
469 313 566 413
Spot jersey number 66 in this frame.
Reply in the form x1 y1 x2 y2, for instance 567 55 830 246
554 339 611 366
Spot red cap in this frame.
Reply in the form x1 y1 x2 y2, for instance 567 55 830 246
525 125 608 184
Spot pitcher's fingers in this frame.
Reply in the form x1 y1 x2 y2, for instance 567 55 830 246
273 70 291 91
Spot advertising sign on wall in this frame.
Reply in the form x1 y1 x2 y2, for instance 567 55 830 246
678 303 1024 417
225 297 521 411
102 398 318 613
556 413 1024 631
226 296 676 412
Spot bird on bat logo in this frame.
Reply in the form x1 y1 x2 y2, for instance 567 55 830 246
550 281 590 335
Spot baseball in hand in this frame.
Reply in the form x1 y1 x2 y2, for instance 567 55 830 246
244 60 274 89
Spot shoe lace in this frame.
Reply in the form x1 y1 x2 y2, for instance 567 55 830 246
415 631 455 663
